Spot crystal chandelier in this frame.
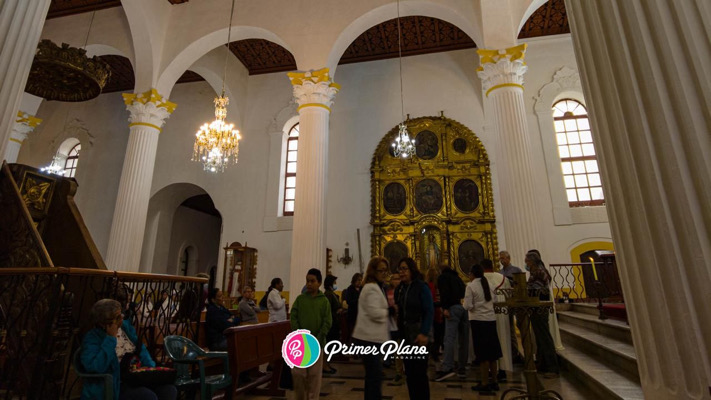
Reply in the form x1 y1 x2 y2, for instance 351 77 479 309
40 155 66 176
391 0 416 158
392 122 415 158
193 95 240 172
192 0 240 173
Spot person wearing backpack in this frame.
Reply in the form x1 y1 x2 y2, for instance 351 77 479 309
435 262 469 381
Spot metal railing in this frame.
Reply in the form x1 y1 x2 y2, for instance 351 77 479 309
0 267 207 400
549 255 624 320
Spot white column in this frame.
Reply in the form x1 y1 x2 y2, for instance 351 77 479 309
0 0 51 161
106 89 176 272
564 1 711 399
4 111 41 163
477 44 542 264
286 68 339 299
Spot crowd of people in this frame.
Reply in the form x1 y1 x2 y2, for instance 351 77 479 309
78 249 559 400
286 249 560 399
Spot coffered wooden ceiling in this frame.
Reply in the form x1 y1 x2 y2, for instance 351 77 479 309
47 0 121 19
518 0 570 39
99 55 203 94
46 0 568 78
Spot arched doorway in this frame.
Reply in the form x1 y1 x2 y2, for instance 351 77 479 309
370 116 498 279
141 184 222 276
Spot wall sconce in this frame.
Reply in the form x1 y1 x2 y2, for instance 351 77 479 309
338 242 353 266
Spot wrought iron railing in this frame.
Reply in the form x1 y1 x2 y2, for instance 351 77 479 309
0 267 207 400
549 255 624 320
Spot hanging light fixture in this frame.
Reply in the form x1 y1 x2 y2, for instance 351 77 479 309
391 0 416 158
40 155 66 176
25 11 110 102
192 0 241 173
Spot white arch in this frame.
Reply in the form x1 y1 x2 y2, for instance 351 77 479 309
85 44 131 64
177 242 199 276
325 1 482 76
140 182 216 273
121 0 173 93
518 0 549 35
57 137 81 156
168 46 247 126
156 26 294 96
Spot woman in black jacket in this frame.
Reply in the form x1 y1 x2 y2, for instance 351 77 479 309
395 257 434 400
205 288 240 350
341 272 362 344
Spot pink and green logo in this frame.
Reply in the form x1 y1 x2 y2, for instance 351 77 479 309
282 329 321 369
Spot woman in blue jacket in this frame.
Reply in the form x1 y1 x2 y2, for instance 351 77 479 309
81 298 177 400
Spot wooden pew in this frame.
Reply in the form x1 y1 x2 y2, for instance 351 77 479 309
224 321 291 397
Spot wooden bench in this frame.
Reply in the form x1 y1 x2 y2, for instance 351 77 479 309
224 321 291 397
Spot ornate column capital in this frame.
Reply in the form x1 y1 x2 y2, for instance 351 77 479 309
122 89 177 132
11 111 42 143
287 68 340 112
477 43 528 97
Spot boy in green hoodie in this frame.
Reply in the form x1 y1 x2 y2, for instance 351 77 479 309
290 268 332 400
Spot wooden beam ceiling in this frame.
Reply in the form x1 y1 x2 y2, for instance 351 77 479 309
44 0 568 80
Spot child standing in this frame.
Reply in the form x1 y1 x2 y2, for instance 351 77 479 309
290 268 332 400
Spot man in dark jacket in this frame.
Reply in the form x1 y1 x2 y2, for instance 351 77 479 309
435 262 469 381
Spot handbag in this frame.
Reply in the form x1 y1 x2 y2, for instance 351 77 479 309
120 345 176 387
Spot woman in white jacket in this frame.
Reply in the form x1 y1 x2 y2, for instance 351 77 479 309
267 278 287 322
352 256 390 399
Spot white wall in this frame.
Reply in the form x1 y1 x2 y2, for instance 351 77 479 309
18 35 611 290
17 93 129 258
164 206 221 276
522 36 613 264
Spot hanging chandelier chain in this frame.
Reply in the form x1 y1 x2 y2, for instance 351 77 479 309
193 0 241 173
222 0 237 96
397 0 405 122
83 11 96 50
391 0 415 159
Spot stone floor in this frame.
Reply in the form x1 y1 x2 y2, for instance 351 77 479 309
241 358 598 400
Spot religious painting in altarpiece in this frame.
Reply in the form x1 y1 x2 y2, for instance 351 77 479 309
370 116 498 280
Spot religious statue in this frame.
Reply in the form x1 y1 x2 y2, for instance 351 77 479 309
426 232 440 271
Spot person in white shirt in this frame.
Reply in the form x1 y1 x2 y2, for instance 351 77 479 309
464 264 503 392
267 278 287 322
352 257 390 400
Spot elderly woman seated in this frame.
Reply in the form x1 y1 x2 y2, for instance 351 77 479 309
81 298 177 400
239 286 261 325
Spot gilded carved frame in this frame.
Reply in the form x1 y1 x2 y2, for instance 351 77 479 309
370 116 498 279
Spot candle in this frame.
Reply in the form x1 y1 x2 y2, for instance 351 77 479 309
589 257 598 281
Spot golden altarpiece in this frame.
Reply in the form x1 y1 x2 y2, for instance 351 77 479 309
371 116 498 278
222 242 257 301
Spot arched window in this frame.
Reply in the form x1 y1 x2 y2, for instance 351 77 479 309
553 100 604 207
283 123 299 216
63 143 81 178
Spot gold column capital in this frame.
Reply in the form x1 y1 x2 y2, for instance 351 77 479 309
122 88 177 114
122 89 177 132
16 111 42 128
287 68 340 112
477 43 528 71
287 68 341 90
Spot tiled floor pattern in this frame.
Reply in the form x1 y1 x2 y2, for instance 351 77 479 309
241 359 598 400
